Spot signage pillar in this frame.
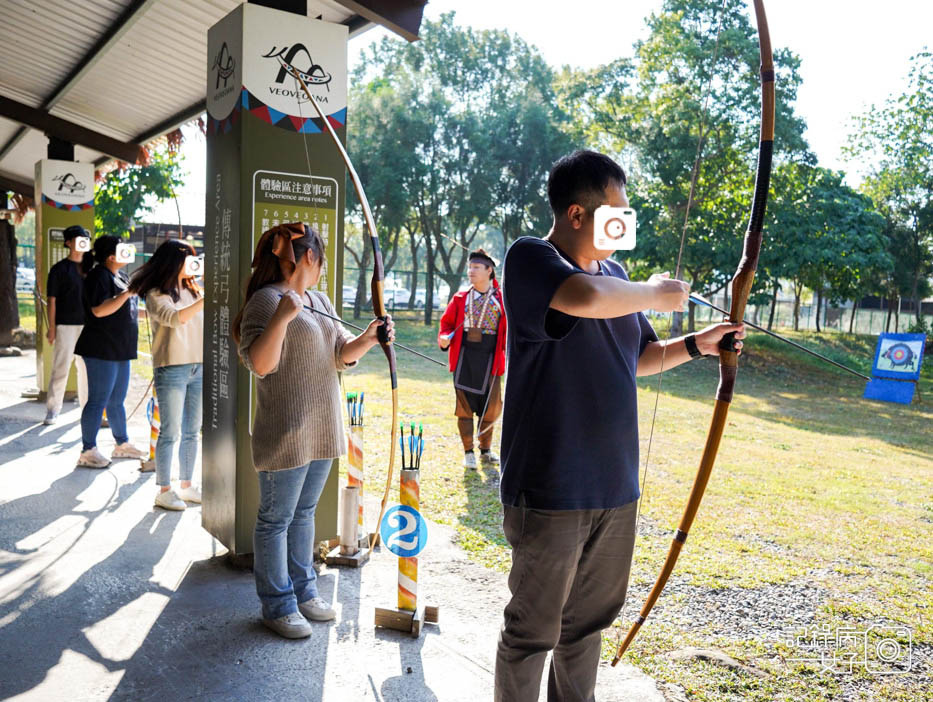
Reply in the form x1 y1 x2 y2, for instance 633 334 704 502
34 159 94 397
203 4 346 553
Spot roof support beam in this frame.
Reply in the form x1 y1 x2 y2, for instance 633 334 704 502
0 0 156 162
0 173 33 199
0 95 143 164
334 0 426 42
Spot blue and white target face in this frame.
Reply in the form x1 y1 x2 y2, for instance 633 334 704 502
380 505 428 558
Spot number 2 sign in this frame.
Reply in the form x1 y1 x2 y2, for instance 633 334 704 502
380 505 428 558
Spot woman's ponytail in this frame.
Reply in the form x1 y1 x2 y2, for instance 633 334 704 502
81 251 96 275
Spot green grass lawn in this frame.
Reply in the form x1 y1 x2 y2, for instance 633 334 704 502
341 319 931 702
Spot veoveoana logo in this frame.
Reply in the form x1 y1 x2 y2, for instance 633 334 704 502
52 173 86 194
262 44 332 93
211 41 236 90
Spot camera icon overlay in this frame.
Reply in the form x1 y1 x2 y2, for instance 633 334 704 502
184 255 204 276
116 243 136 263
74 236 91 253
864 625 912 675
594 206 636 251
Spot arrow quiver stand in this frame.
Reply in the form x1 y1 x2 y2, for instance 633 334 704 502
325 424 371 567
374 468 439 637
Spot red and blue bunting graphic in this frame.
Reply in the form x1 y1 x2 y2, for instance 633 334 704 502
206 88 346 135
41 194 93 211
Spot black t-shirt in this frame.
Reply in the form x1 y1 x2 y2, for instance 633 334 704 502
46 258 86 325
74 265 138 361
499 237 658 510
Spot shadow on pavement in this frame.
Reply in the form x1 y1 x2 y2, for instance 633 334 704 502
0 474 176 700
107 555 334 702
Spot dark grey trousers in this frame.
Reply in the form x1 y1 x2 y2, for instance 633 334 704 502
494 501 638 702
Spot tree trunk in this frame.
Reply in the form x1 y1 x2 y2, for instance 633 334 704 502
793 285 801 331
767 282 779 331
353 241 372 320
0 219 18 346
885 297 893 332
408 230 420 312
423 233 436 326
894 296 900 332
912 273 921 323
815 288 823 333
687 301 696 333
848 298 859 334
671 311 684 337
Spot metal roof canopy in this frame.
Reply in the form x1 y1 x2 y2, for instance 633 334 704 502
0 0 424 198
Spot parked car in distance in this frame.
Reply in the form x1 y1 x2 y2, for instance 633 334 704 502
414 288 440 309
385 288 413 308
15 266 35 293
342 285 357 308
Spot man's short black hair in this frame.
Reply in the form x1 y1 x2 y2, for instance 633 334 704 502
547 150 627 218
62 225 89 241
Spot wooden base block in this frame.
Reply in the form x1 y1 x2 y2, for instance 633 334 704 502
374 604 438 637
324 544 370 568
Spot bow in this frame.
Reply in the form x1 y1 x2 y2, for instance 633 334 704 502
612 0 775 664
289 69 399 552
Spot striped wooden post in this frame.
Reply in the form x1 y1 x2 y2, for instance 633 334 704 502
147 393 160 460
398 469 419 612
347 424 364 532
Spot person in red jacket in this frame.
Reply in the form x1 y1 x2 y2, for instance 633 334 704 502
438 249 507 469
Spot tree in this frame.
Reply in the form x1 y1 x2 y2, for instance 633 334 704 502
350 15 571 323
566 0 811 333
95 136 185 238
846 50 933 326
766 164 888 331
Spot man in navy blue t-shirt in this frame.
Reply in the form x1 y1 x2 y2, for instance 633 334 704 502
494 150 744 701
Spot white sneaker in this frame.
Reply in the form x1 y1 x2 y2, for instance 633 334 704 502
112 442 146 459
177 486 202 503
480 451 500 466
154 490 186 511
463 451 477 469
298 596 336 622
43 410 59 425
263 612 312 639
77 447 110 469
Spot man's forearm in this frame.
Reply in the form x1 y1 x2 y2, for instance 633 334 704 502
551 275 657 319
91 291 130 318
47 298 56 330
636 338 694 376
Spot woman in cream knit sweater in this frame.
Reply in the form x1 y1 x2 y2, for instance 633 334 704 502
234 222 393 640
130 239 204 511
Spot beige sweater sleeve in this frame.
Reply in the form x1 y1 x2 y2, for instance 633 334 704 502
308 291 356 372
237 291 279 378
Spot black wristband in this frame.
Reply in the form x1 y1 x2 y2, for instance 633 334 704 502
684 334 703 360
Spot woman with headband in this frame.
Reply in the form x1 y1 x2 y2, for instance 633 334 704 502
234 222 394 639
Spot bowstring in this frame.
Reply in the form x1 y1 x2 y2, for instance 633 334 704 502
616 0 728 647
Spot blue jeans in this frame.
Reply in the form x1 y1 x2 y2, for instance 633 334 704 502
81 357 130 451
153 363 203 487
254 459 333 620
